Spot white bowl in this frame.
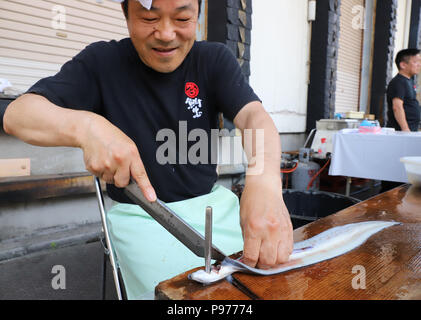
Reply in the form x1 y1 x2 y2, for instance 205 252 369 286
400 157 421 187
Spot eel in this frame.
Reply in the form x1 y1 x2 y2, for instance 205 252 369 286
189 220 400 285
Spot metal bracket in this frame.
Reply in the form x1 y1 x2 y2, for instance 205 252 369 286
100 234 110 256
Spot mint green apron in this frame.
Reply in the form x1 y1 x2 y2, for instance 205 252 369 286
106 184 243 300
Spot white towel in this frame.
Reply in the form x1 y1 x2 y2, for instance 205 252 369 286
111 0 152 10
138 0 152 10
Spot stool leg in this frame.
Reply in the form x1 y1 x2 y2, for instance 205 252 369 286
101 248 107 300
94 177 123 300
346 177 352 196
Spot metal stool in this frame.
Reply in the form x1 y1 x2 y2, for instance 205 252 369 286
94 177 126 300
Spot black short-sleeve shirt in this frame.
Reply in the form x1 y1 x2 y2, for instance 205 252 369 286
21 38 260 203
386 73 421 131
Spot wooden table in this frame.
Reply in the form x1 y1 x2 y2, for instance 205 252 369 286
155 185 421 300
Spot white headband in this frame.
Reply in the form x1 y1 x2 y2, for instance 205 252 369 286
112 0 153 10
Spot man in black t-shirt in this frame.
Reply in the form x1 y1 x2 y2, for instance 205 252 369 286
386 48 421 132
382 49 421 193
2 0 293 291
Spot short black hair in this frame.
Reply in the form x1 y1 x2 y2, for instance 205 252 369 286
395 48 421 70
122 0 202 19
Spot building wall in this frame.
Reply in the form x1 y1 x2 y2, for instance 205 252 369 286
249 0 311 134
359 0 375 113
0 0 129 93
306 0 418 126
334 0 365 114
368 0 420 124
393 0 412 76
0 0 208 94
333 0 413 115
306 0 342 130
0 0 209 176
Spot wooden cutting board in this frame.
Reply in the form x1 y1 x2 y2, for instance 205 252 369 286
155 185 421 300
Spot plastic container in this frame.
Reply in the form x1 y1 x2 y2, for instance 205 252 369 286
358 119 381 134
400 157 421 187
282 189 361 229
346 111 365 119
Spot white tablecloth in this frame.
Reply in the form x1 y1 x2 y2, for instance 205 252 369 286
329 129 421 182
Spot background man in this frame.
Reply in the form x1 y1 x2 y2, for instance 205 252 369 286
1 0 293 298
382 48 421 193
386 48 421 132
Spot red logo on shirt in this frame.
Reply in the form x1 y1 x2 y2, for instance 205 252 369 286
185 82 199 98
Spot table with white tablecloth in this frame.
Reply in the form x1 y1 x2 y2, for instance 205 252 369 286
329 129 421 184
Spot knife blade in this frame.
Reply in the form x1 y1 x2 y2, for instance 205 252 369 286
124 180 226 261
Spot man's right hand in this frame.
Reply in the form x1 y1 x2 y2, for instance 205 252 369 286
4 94 156 202
79 113 157 201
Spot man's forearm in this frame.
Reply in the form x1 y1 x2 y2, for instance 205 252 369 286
393 103 410 131
238 103 281 180
233 102 292 268
3 94 92 148
5 94 156 198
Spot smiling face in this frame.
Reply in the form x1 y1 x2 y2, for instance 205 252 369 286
124 0 199 73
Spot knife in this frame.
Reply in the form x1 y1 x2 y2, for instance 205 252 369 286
124 180 226 261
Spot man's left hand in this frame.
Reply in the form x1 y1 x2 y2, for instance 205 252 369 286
239 174 293 269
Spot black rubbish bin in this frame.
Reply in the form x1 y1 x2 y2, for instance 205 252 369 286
282 189 361 229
